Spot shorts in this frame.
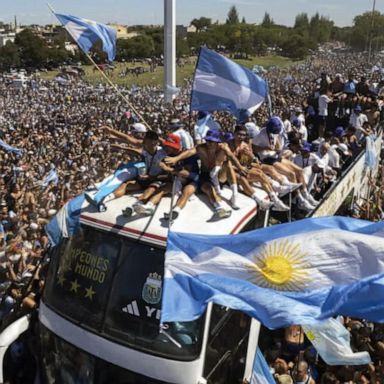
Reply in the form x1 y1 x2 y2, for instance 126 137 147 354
137 179 163 189
198 172 211 189
262 157 281 166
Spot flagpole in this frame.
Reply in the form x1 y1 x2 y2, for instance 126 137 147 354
47 3 151 131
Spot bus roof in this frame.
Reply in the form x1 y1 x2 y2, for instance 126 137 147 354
80 186 264 247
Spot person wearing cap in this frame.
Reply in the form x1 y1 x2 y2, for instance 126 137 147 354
164 129 247 220
168 118 194 150
291 118 308 142
103 122 147 148
349 105 368 140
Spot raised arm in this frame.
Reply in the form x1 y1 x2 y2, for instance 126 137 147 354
103 125 142 146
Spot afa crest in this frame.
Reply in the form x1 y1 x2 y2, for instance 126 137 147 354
142 272 162 304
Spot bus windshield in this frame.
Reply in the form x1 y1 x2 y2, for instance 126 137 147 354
44 226 205 360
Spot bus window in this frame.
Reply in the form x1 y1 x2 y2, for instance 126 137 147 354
203 305 250 384
44 227 121 331
103 240 205 360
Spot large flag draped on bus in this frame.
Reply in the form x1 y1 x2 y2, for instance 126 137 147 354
190 47 268 119
161 216 384 329
55 13 116 61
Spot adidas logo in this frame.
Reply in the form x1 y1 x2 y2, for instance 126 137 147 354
122 300 140 316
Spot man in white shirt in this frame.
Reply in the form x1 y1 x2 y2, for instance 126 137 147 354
317 89 333 139
349 105 368 140
292 118 308 141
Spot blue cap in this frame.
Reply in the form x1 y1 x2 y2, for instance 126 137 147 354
266 116 282 134
223 132 234 142
300 141 312 152
205 129 222 143
335 126 346 137
354 105 362 112
197 111 209 119
292 118 301 128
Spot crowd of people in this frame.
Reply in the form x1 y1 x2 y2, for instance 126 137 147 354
0 47 384 383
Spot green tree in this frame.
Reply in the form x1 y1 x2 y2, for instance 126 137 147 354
15 29 48 68
226 6 239 25
294 13 309 30
280 33 314 59
261 12 274 27
190 17 212 32
350 11 384 50
0 41 20 70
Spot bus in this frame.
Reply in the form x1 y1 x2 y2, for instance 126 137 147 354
0 132 381 384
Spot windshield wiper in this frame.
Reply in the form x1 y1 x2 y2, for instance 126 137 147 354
159 324 182 349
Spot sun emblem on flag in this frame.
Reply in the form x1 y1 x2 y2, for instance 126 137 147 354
246 239 309 291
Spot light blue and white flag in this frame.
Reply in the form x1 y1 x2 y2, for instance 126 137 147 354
41 169 59 188
303 318 371 366
85 162 144 206
250 347 275 384
161 216 384 328
46 194 85 247
0 140 23 156
191 47 268 119
365 134 377 170
55 13 116 61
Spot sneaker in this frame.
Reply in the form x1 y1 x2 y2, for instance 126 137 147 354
276 184 292 196
230 195 240 210
122 207 133 217
271 198 290 212
134 202 154 216
283 181 302 191
164 210 179 221
297 199 315 212
98 203 107 212
255 198 273 210
212 207 232 220
84 192 97 207
305 193 319 206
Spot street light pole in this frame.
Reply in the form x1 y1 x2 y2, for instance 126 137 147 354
368 0 377 64
164 0 176 103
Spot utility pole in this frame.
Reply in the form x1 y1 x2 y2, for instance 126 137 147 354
368 0 377 64
164 0 176 104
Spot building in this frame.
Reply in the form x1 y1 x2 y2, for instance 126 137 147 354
107 23 130 39
0 32 15 47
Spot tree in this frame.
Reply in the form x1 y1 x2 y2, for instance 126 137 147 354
261 12 274 27
241 17 246 24
294 13 309 30
190 17 211 32
280 33 314 59
0 41 20 70
350 11 384 50
15 29 49 68
226 6 239 25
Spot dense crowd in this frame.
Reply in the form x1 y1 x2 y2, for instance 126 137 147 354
0 48 384 383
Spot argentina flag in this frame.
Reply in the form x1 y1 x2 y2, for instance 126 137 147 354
191 47 268 118
55 13 116 61
161 216 384 329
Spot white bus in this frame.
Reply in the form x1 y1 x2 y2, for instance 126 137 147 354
0 132 381 384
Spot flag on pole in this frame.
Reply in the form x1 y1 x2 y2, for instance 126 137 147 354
55 13 116 61
190 47 268 119
161 216 384 328
250 347 275 384
303 318 371 366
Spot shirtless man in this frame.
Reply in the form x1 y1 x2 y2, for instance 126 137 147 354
228 125 289 211
165 130 247 220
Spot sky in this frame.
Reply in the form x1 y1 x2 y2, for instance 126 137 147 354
0 0 380 28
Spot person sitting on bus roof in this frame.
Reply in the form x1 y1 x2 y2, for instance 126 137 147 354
164 130 247 220
253 116 318 211
85 130 168 212
161 134 200 221
227 125 289 212
104 122 148 147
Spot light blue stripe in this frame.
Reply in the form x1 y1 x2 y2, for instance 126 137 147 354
197 47 267 96
161 271 384 328
191 90 242 115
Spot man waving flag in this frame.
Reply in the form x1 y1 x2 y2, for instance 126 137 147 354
54 13 116 61
191 47 268 119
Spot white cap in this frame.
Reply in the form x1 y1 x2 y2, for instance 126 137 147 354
79 165 86 172
30 222 39 230
47 209 57 217
338 143 350 155
132 123 147 133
